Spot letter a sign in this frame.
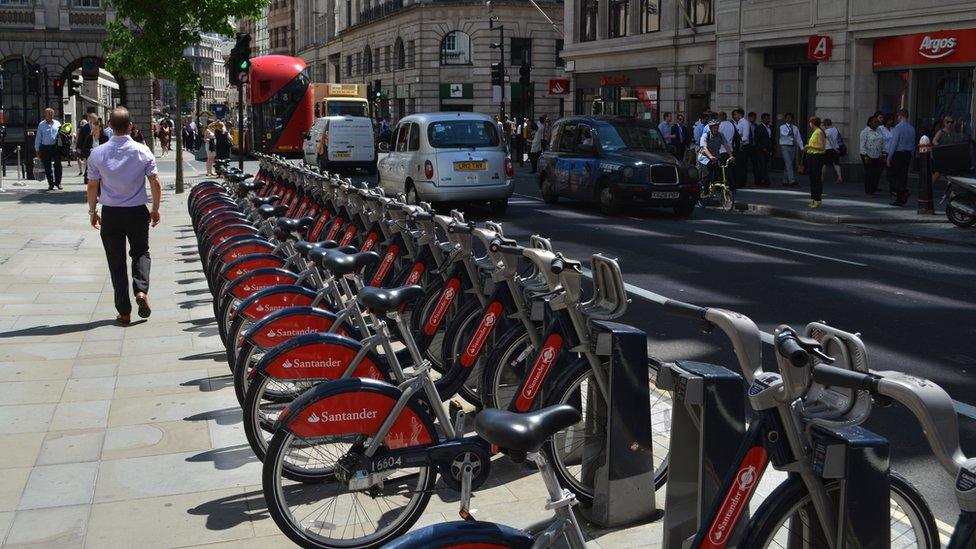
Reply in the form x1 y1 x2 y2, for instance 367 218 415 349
808 35 832 61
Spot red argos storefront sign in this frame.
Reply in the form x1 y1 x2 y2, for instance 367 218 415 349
874 29 976 68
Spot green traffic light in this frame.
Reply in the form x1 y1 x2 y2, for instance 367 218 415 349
240 60 250 70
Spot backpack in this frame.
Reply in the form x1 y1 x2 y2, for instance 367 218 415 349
57 131 71 155
837 132 847 157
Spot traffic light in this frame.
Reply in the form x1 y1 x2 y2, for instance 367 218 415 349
53 78 63 96
25 64 41 94
491 63 504 86
519 64 531 87
68 75 82 97
373 79 382 99
227 33 252 86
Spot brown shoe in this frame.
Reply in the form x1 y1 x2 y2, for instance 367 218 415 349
116 314 131 325
135 293 151 319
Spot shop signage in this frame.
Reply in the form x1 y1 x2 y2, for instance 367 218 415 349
599 74 630 86
807 35 832 61
448 83 463 98
440 83 473 99
874 29 976 68
548 78 569 96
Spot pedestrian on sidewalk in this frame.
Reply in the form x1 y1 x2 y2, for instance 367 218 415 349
214 121 231 160
34 108 63 190
803 116 827 208
753 113 774 187
886 109 916 206
204 121 217 176
732 109 751 188
822 119 844 184
859 115 886 196
86 107 162 325
529 115 546 173
779 112 804 187
931 116 962 188
76 116 92 176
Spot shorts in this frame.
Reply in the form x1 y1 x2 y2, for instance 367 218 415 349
823 149 839 165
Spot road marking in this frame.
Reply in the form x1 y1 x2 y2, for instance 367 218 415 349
581 267 976 421
697 230 868 267
513 192 543 202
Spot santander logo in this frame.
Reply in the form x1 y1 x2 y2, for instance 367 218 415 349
282 357 343 369
919 36 957 59
306 407 378 423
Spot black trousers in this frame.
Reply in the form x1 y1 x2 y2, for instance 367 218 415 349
888 150 912 198
100 206 151 316
40 144 62 188
863 157 883 195
734 145 751 188
806 154 824 200
755 150 771 186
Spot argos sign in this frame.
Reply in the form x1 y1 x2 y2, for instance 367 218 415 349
874 29 976 68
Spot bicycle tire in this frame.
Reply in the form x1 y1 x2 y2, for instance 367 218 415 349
438 298 489 406
244 373 319 478
383 520 534 549
541 357 671 505
721 186 735 212
740 470 939 549
479 323 535 411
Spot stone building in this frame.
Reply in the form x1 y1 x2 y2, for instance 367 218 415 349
294 0 566 122
0 1 153 159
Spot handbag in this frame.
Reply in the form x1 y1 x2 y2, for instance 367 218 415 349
32 158 46 181
837 133 847 157
796 153 806 175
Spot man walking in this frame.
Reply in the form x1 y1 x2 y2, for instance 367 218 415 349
86 107 162 325
753 113 774 187
732 109 751 188
658 112 674 155
778 112 803 187
35 108 63 190
672 114 689 162
886 108 915 206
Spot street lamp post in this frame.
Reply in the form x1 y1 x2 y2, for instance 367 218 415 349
489 12 505 120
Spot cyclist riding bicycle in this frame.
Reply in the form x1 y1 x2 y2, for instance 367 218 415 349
697 120 735 184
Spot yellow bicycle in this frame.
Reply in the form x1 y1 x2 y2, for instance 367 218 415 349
698 157 735 212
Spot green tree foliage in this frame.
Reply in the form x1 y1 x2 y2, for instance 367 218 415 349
104 0 266 192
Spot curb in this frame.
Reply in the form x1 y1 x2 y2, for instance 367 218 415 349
735 202 947 225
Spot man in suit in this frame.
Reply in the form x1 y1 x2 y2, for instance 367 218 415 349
671 114 689 162
753 113 775 187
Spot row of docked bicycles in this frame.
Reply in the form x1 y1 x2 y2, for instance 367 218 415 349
188 155 976 548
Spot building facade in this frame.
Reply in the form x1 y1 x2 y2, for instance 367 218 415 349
0 1 154 157
294 0 566 122
562 0 976 170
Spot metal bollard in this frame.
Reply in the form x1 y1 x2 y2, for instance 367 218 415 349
917 135 935 214
16 145 22 180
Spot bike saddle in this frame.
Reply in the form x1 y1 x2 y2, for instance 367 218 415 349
257 204 289 220
275 217 314 233
238 178 261 190
474 405 581 454
295 240 339 258
317 249 380 275
250 195 280 207
356 285 425 314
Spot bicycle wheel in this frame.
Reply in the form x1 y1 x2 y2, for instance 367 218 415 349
383 521 534 549
244 373 319 474
438 298 490 406
741 470 939 549
542 358 671 504
480 324 535 410
720 185 735 212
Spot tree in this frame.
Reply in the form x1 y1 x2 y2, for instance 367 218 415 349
104 0 266 193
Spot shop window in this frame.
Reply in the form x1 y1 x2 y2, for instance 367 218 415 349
511 38 531 65
688 0 713 26
555 39 564 67
441 31 472 65
609 0 628 39
641 0 660 33
580 0 597 43
877 71 909 117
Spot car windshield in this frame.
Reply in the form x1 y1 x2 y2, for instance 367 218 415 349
598 122 667 153
327 103 369 117
426 120 499 149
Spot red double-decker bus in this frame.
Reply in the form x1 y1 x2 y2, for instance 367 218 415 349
245 55 313 156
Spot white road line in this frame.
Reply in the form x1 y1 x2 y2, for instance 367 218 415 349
513 192 543 202
697 230 868 267
581 268 976 421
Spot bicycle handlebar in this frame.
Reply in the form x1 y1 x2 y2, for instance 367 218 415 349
811 364 881 393
662 299 707 320
775 332 809 368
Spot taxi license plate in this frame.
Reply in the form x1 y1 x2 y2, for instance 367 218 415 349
454 161 486 171
334 151 351 158
651 191 680 199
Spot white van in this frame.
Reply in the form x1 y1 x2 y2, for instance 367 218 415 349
302 116 377 174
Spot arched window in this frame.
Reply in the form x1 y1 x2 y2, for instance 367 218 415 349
363 45 373 74
394 37 405 70
440 31 471 65
1 59 41 132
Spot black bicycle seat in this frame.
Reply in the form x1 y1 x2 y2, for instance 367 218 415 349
295 240 338 258
317 249 380 275
238 178 261 190
257 204 289 220
356 285 425 314
306 243 343 264
474 405 581 453
275 217 314 233
250 195 280 207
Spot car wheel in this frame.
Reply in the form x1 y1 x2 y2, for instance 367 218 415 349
489 198 508 216
541 175 558 204
673 201 695 218
598 183 622 215
405 183 420 205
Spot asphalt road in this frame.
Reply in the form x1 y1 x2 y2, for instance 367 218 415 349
232 158 976 523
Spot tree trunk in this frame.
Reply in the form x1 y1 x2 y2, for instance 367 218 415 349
175 84 185 194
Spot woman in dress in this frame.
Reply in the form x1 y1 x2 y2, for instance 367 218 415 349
214 121 231 160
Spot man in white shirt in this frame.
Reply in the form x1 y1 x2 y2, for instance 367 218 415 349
658 112 673 145
778 112 804 187
717 112 736 149
732 109 751 187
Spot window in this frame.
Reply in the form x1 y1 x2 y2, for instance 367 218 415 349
609 0 628 38
384 46 391 71
554 123 577 152
580 0 597 42
346 0 352 26
408 123 421 150
426 120 499 148
407 40 416 68
555 39 564 67
1 0 29 4
356 52 362 74
641 0 660 33
511 38 531 65
374 48 380 72
395 124 409 152
440 31 472 65
688 0 713 25
72 0 101 7
394 38 405 69
346 55 352 77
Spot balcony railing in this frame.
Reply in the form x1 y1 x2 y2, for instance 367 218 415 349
68 9 106 26
0 7 33 26
352 0 404 28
